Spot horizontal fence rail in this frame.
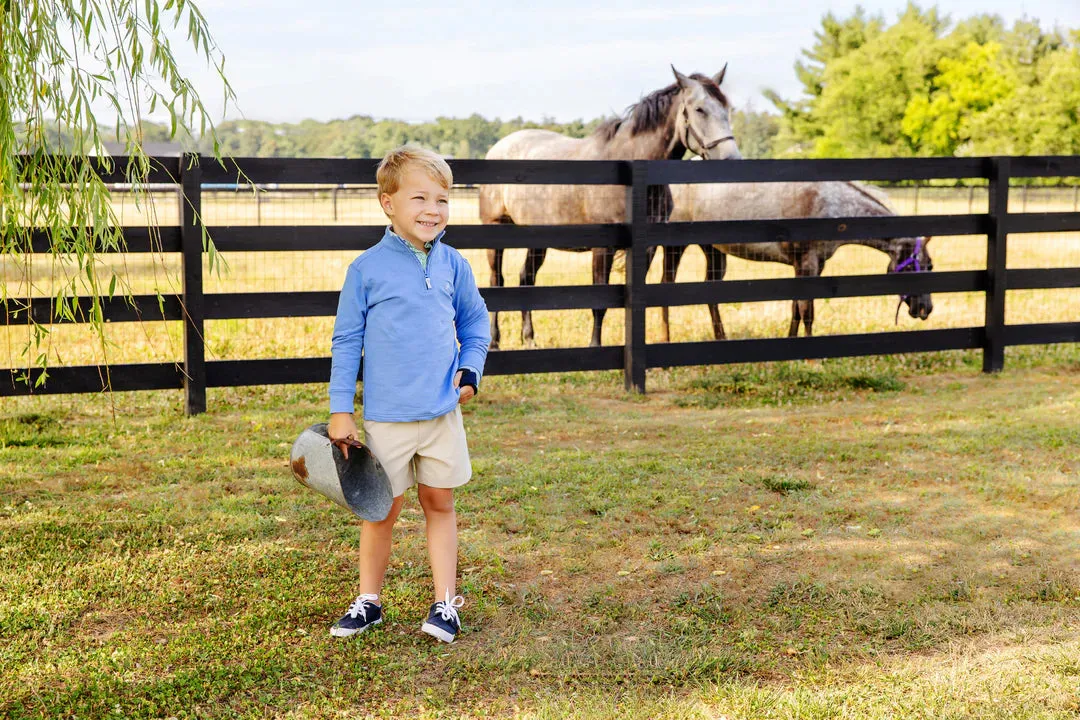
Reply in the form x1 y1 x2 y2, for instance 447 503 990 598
651 214 990 247
5 154 1079 412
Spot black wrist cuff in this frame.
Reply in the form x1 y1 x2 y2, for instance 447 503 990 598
459 368 479 394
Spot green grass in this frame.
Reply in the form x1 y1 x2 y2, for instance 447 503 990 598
2 348 1079 718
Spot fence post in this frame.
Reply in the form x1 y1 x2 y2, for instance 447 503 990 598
180 153 207 414
983 157 1009 373
624 160 648 393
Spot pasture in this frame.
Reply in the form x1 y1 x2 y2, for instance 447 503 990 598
2 350 1079 718
3 185 1079 369
2 181 1078 717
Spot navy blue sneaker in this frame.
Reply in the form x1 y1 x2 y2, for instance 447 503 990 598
330 593 382 638
421 592 464 643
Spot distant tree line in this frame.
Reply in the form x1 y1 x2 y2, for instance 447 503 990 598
144 110 779 160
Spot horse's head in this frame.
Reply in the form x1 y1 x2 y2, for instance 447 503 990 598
888 236 934 320
671 65 741 161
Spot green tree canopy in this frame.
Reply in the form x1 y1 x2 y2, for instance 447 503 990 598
767 3 1079 157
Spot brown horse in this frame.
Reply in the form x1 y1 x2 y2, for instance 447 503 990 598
480 65 741 348
665 180 934 338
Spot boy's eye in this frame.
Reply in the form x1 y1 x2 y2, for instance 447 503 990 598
438 199 448 204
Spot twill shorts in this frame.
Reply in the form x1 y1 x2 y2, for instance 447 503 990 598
363 406 471 497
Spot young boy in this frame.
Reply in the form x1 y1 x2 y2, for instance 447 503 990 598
326 145 490 643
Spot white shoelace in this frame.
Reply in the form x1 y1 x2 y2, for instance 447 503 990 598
433 591 464 624
346 593 380 620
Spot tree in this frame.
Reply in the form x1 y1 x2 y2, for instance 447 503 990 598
968 36 1080 156
2 0 231 385
764 5 884 156
731 106 780 159
766 4 1079 158
902 41 1016 156
809 6 943 157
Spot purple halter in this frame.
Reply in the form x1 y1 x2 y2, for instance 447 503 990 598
893 236 927 323
893 236 926 274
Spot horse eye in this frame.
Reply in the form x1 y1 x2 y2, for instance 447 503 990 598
695 107 706 115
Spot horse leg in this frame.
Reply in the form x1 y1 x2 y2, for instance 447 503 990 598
659 245 685 343
519 247 547 347
788 300 802 338
702 245 727 340
802 258 823 337
790 253 822 337
590 248 615 347
487 248 503 349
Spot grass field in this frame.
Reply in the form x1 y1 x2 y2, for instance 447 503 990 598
2 349 1079 718
2 186 1078 369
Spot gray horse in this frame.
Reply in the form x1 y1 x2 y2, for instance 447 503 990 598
480 65 741 348
666 180 934 338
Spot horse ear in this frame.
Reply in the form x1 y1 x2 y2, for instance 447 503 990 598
713 63 728 87
671 65 692 89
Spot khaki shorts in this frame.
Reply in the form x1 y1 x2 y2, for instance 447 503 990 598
363 406 472 497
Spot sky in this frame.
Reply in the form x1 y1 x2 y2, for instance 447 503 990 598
179 0 1080 125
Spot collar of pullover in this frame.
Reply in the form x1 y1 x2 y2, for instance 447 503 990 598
385 225 444 254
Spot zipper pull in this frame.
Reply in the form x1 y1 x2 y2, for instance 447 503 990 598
425 276 432 289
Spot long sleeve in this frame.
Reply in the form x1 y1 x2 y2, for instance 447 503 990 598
329 263 368 414
453 257 491 382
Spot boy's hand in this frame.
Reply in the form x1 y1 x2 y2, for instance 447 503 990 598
454 370 476 404
327 412 360 459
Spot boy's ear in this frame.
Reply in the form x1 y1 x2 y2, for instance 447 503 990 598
379 193 393 215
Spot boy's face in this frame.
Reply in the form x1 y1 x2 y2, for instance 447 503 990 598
380 167 449 249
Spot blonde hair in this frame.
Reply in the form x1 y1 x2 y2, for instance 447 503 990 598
376 145 453 197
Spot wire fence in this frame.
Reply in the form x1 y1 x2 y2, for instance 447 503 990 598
4 183 1079 370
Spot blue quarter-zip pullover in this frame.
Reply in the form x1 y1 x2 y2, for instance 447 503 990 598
329 227 490 421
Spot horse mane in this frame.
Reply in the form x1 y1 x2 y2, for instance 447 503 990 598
593 73 730 142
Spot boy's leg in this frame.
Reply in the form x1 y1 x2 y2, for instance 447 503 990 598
414 407 471 599
417 485 456 597
331 493 404 638
414 408 470 642
358 494 405 596
359 418 421 596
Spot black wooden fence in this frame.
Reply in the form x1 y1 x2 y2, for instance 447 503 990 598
4 154 1080 414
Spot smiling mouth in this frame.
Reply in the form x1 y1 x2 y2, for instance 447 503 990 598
417 220 439 228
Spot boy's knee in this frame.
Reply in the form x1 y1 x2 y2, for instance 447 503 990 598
418 485 455 514
368 495 405 528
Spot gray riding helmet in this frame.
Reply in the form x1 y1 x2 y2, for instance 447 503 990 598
289 423 393 521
